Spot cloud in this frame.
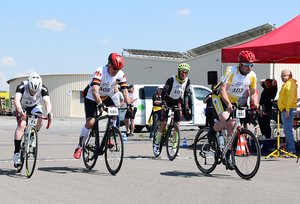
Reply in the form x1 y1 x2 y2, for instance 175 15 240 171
37 19 66 31
98 38 110 44
176 8 191 16
0 56 17 66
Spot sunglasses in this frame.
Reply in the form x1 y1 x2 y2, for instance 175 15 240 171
242 63 254 68
180 70 189 74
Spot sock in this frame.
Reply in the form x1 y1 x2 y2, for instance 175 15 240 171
79 126 90 147
155 131 162 144
14 139 21 153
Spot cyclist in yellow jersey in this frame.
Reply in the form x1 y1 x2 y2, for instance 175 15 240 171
209 50 259 170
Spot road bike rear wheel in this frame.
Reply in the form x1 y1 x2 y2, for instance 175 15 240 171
105 126 124 175
166 124 180 161
16 134 26 173
193 128 218 174
25 128 38 178
83 130 98 170
231 129 261 180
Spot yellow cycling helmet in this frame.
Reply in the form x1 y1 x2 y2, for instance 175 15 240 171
178 62 190 71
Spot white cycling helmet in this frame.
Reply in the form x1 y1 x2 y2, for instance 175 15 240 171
28 72 42 92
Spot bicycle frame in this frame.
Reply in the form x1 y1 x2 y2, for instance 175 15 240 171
82 106 124 175
160 106 181 140
94 112 115 155
24 114 50 153
218 108 245 159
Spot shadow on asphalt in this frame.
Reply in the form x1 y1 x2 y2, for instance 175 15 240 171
0 168 30 179
38 166 110 176
160 170 241 181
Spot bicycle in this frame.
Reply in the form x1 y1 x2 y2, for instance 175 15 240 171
152 105 182 161
82 106 124 175
16 113 51 178
193 107 261 180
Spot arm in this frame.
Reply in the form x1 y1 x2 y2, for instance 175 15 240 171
91 84 102 105
43 95 53 119
14 93 24 116
219 83 233 110
249 88 259 109
153 95 162 106
121 88 131 104
119 93 125 107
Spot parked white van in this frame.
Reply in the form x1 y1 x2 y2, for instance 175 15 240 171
119 84 211 132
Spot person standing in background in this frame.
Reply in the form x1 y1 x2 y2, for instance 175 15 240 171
125 84 138 136
149 87 163 139
278 70 298 155
258 79 277 139
111 85 125 128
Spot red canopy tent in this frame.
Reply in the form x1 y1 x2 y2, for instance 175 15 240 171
222 15 300 63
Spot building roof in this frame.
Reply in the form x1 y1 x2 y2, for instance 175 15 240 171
123 23 274 60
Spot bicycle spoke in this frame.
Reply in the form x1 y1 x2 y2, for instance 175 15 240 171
105 127 124 175
25 128 38 178
193 128 218 174
232 129 261 180
83 131 98 170
166 125 180 161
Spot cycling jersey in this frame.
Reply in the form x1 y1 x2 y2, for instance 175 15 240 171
15 81 49 107
221 66 257 103
85 65 127 101
161 76 191 122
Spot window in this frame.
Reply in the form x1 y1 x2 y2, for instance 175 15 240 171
193 87 211 101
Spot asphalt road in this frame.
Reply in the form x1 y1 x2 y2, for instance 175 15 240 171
0 116 299 204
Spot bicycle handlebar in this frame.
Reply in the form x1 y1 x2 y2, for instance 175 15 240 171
21 113 51 129
95 106 127 121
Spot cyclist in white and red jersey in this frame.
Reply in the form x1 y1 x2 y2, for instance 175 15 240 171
13 72 53 167
153 62 192 155
209 50 259 170
73 52 131 159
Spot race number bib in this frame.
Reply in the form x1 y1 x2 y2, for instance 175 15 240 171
29 116 38 126
236 109 246 118
107 107 118 116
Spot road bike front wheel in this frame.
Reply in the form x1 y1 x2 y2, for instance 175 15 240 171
83 130 98 170
105 126 124 175
231 129 261 180
166 124 180 161
193 128 218 174
25 127 38 178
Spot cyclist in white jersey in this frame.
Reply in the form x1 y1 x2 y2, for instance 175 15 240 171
74 52 131 159
13 72 53 167
209 50 259 170
153 62 192 155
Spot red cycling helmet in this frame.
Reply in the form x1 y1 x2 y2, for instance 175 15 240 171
108 53 124 70
238 51 256 63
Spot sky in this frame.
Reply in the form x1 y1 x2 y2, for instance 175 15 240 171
1 0 300 91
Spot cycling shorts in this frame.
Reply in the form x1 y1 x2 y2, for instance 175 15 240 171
84 97 115 118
